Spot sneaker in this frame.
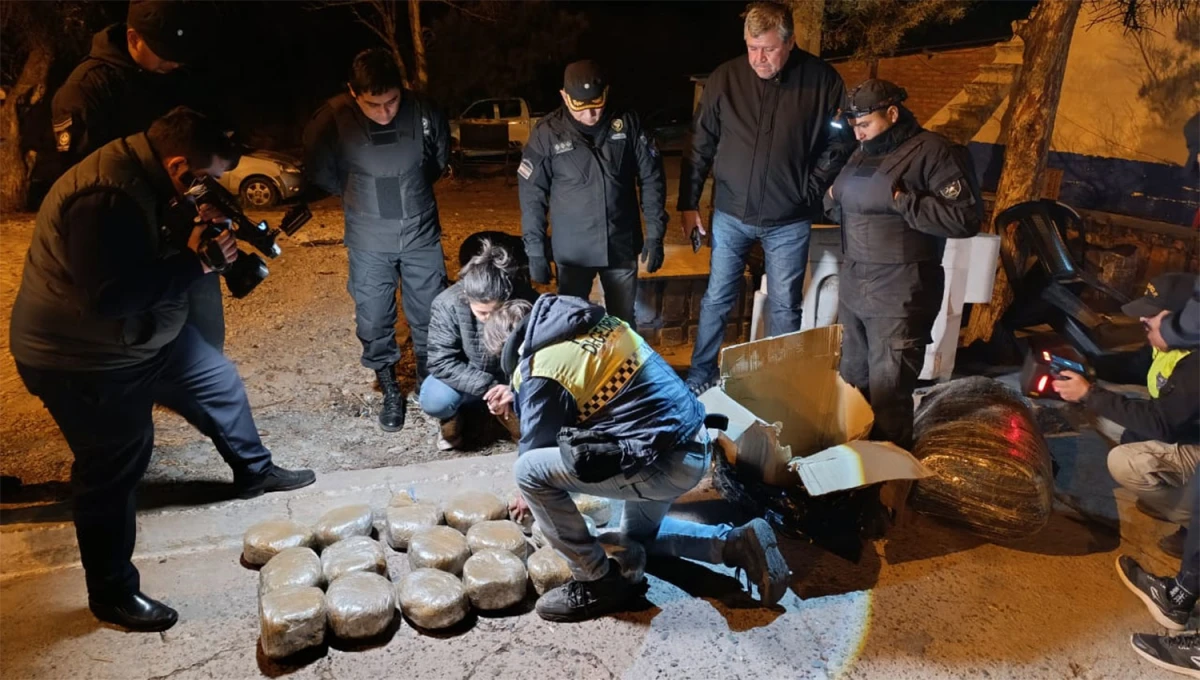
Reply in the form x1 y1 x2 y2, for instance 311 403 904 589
535 558 644 623
723 518 791 606
1159 527 1187 559
1130 632 1200 678
436 417 462 451
1115 555 1193 631
234 465 317 500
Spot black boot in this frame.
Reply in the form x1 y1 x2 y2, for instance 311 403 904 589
376 365 406 432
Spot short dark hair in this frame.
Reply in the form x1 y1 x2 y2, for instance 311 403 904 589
483 298 533 356
460 239 518 304
349 48 404 96
146 106 239 169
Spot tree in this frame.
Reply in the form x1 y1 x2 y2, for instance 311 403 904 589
823 0 971 78
960 0 1190 345
788 0 825 55
409 0 427 91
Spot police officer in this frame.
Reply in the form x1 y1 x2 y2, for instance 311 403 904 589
825 79 982 449
44 0 228 353
303 48 451 433
518 60 667 325
9 108 315 632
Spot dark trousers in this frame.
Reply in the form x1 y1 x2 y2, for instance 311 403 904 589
1181 466 1199 596
557 262 637 326
186 273 225 353
348 246 447 377
15 325 272 602
838 303 934 450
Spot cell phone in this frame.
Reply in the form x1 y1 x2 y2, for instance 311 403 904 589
690 226 702 253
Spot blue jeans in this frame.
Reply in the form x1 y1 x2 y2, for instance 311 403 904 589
418 375 480 420
514 436 731 581
688 210 812 385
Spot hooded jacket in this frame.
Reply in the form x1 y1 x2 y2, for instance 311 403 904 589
513 295 705 473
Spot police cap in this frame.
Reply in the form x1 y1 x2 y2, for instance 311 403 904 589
563 60 608 112
127 0 196 64
844 79 908 119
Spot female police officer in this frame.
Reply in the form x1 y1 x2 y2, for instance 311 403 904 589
825 79 982 449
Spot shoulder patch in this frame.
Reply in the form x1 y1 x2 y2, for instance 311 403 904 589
422 116 431 137
611 118 624 133
518 158 534 180
641 133 658 158
939 179 963 200
53 115 73 152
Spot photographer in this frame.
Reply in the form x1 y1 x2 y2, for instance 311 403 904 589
483 295 790 622
9 107 315 633
422 239 536 451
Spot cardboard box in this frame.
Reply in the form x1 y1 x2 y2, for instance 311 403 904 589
699 325 932 496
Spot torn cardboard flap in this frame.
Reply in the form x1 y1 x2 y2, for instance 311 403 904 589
789 440 932 496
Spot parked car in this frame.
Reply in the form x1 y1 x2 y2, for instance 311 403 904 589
219 149 305 209
449 98 542 157
644 107 692 154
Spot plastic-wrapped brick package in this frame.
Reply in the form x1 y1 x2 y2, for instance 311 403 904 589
259 547 323 596
259 585 327 659
325 572 396 639
397 569 470 630
598 532 647 584
243 520 315 566
466 520 530 560
526 546 573 595
530 515 596 549
320 535 388 582
408 526 471 575
462 549 528 610
385 504 442 551
572 494 612 527
908 376 1054 542
389 490 415 507
313 505 375 548
443 491 508 533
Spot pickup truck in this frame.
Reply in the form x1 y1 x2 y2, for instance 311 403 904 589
449 97 542 157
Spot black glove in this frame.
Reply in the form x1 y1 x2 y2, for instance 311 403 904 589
557 427 624 483
528 255 551 285
640 239 664 274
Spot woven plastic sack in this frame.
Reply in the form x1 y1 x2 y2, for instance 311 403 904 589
320 535 388 582
313 505 374 548
462 549 528 610
243 520 314 566
325 572 396 639
466 520 529 560
443 491 508 533
397 569 470 630
259 586 326 659
908 376 1053 542
259 547 323 596
385 504 442 551
408 526 470 575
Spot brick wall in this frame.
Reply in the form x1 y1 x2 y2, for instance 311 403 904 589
831 45 997 124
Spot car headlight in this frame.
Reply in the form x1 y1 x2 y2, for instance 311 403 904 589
281 165 302 175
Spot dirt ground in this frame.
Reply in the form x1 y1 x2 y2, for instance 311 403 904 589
0 172 534 491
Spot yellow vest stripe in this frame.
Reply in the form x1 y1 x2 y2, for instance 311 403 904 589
1148 348 1192 398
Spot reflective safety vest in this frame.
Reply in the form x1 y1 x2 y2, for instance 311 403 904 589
513 315 652 423
1149 348 1192 398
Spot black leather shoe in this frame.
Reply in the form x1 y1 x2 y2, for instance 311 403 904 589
89 591 178 632
234 465 316 500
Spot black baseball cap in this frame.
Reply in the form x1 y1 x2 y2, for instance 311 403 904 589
128 0 196 64
844 79 908 119
1122 272 1196 318
563 60 607 112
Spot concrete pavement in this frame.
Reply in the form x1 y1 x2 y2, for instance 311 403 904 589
0 432 1187 680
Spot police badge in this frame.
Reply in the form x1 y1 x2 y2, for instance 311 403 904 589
611 118 624 133
939 179 963 200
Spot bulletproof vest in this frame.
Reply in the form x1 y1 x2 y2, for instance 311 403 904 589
326 94 437 240
10 134 186 370
513 314 651 424
838 134 944 264
1148 348 1192 398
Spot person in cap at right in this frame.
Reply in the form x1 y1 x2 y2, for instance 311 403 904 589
518 59 667 325
1054 272 1200 559
824 78 982 451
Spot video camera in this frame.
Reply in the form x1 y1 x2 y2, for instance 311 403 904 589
165 174 311 298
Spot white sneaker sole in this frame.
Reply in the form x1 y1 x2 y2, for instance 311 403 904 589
1129 636 1200 678
1115 555 1187 632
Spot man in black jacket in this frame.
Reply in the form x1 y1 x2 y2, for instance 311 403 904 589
42 0 229 354
1055 273 1199 558
518 60 667 325
825 80 982 450
304 48 451 433
678 2 853 390
9 108 314 633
